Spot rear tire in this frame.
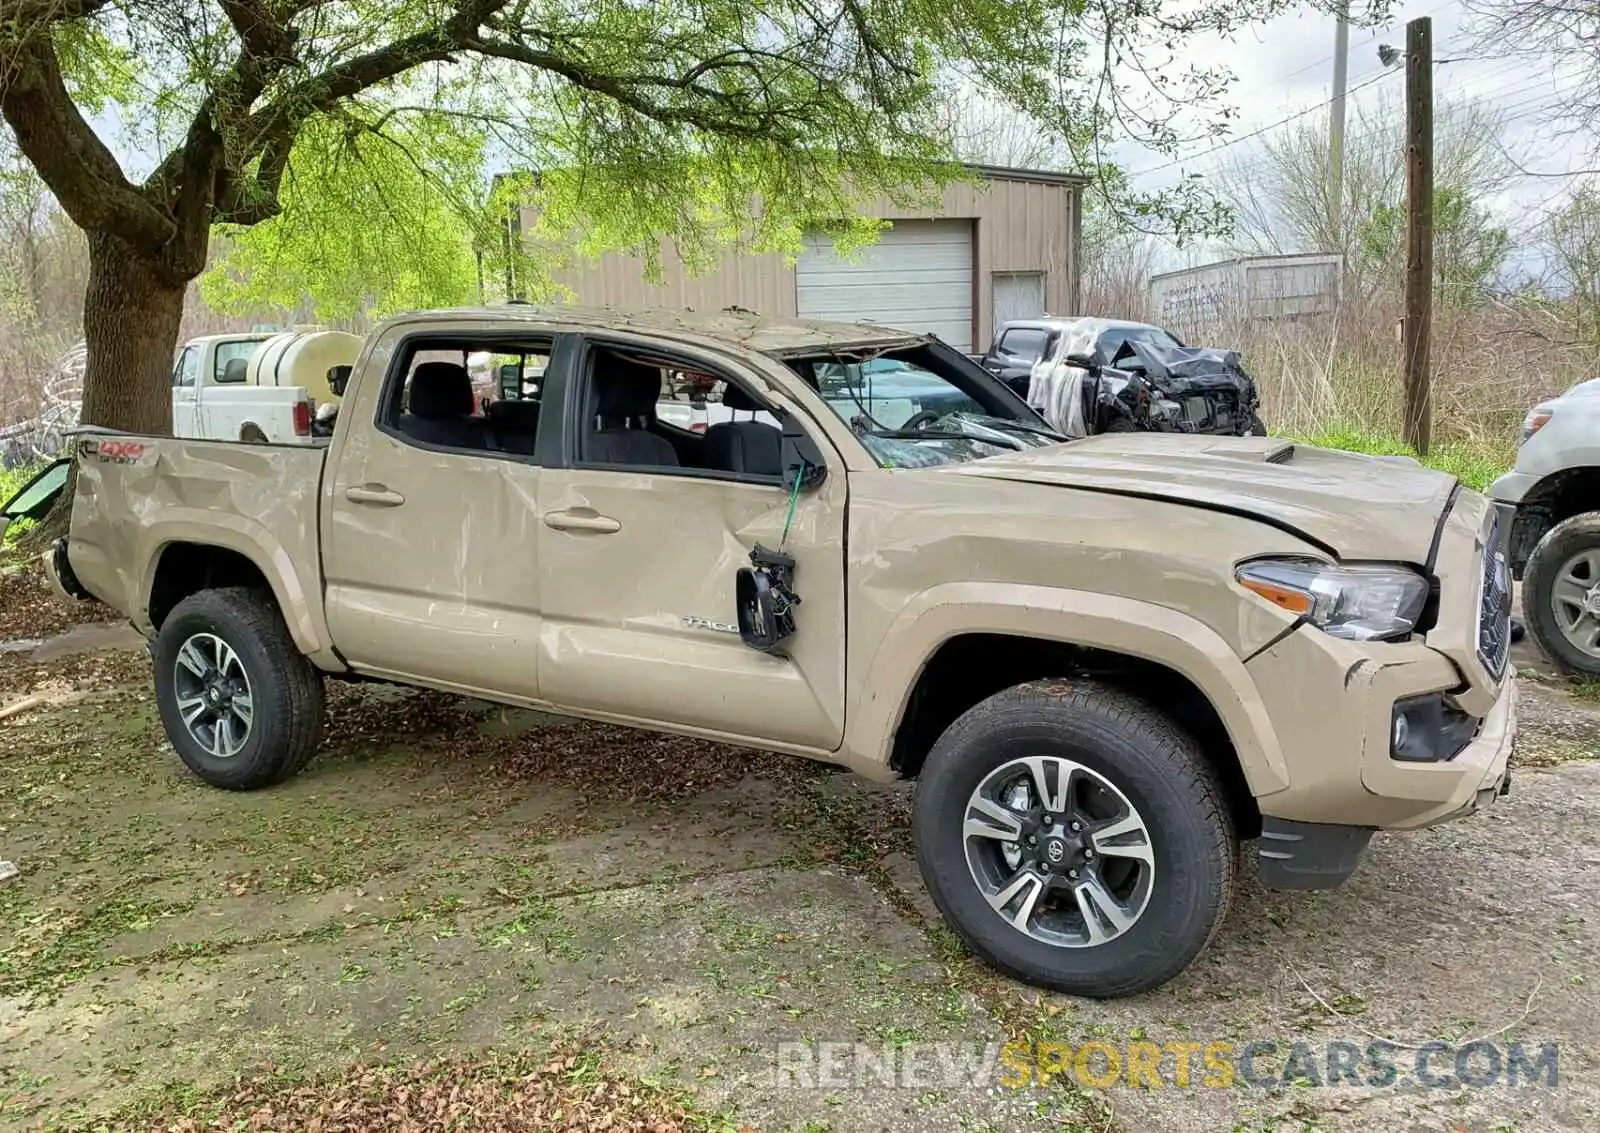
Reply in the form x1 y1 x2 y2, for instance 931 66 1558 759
913 680 1236 998
1523 512 1600 677
154 587 325 789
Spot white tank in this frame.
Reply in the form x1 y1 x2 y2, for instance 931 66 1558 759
246 328 362 404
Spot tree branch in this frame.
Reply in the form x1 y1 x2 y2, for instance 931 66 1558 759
463 36 788 140
0 32 175 250
0 0 110 33
216 0 295 61
214 134 291 224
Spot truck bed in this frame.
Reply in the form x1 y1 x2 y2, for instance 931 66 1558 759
68 434 329 644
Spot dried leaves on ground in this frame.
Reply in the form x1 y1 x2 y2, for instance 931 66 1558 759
0 648 148 706
0 562 117 641
85 1052 726 1133
321 686 801 804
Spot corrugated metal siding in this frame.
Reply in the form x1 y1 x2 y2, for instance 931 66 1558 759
534 171 1078 352
544 242 797 317
796 221 974 350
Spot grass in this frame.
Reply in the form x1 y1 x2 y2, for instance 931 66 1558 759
1291 428 1511 493
1 459 44 553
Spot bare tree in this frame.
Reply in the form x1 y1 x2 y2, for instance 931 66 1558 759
1464 0 1600 155
1215 93 1518 298
939 85 1069 170
1542 184 1600 345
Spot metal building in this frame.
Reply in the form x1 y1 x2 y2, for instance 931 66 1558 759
1148 253 1345 344
517 165 1084 355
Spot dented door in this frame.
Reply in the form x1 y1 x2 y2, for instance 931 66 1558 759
534 465 847 752
320 323 546 700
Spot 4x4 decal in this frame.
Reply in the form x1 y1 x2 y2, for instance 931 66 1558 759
80 438 146 465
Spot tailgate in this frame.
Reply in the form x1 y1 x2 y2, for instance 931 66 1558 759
68 434 328 634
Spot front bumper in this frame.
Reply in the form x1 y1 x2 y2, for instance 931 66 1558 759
1246 488 1516 835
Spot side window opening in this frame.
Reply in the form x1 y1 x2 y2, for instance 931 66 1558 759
998 327 1049 362
173 346 199 389
378 337 552 457
212 340 258 384
579 343 783 480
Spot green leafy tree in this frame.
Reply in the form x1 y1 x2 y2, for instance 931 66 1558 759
0 0 1373 434
1355 186 1511 304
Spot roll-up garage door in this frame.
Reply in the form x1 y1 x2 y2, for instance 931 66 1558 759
796 220 974 352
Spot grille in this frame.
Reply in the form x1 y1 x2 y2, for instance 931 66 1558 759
1477 514 1513 679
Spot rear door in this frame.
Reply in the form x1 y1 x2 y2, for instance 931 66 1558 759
320 321 556 700
532 333 848 752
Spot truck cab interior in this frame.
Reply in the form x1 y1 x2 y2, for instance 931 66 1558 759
389 344 549 456
579 344 783 479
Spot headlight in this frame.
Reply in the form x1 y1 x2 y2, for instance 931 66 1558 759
1521 407 1552 443
1235 557 1429 641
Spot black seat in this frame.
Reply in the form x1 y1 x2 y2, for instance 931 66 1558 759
704 383 782 476
486 399 541 455
400 361 487 449
588 359 678 466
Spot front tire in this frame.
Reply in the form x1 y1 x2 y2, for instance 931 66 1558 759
913 681 1236 998
154 587 325 790
1523 512 1600 677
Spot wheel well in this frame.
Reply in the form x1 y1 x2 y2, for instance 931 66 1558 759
148 543 272 628
888 633 1261 839
1510 468 1600 576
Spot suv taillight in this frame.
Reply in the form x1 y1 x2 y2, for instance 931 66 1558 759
292 401 312 436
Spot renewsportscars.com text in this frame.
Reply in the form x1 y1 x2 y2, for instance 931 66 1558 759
772 1039 1561 1091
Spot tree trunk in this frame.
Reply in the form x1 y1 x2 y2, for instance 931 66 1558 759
81 231 187 435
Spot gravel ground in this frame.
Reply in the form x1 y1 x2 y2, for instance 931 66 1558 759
0 611 1596 1132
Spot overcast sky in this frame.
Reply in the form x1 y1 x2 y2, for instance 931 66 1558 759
1111 0 1594 274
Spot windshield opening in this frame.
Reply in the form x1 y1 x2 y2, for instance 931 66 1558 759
784 343 1063 468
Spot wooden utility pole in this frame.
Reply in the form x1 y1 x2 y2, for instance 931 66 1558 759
1401 16 1433 455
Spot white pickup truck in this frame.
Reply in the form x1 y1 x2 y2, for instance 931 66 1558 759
170 330 359 443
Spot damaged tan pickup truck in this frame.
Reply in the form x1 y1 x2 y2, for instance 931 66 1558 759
49 305 1517 998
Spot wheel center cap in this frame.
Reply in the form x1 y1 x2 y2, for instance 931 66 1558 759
1586 589 1600 616
1042 837 1068 866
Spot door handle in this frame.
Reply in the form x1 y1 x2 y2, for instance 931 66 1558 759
344 484 406 507
543 509 621 534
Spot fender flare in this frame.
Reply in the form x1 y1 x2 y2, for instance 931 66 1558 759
844 582 1289 795
136 512 329 657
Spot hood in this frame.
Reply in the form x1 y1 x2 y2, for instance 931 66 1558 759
952 434 1457 563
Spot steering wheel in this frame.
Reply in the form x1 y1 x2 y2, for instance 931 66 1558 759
902 409 942 430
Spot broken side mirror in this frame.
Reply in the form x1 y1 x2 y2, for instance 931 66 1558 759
1063 352 1097 370
737 544 800 653
779 413 828 491
326 365 351 397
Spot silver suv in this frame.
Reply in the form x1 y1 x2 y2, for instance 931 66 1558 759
1491 378 1600 675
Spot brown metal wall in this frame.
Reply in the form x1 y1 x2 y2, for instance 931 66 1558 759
534 172 1080 351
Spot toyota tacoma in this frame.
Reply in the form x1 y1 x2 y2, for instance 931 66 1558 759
48 305 1517 998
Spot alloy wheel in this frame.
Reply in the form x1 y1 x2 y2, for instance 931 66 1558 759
1550 549 1600 660
963 756 1155 948
172 632 255 759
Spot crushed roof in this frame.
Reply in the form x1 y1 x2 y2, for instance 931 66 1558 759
390 304 929 355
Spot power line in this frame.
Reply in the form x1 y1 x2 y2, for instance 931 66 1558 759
1127 68 1400 177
